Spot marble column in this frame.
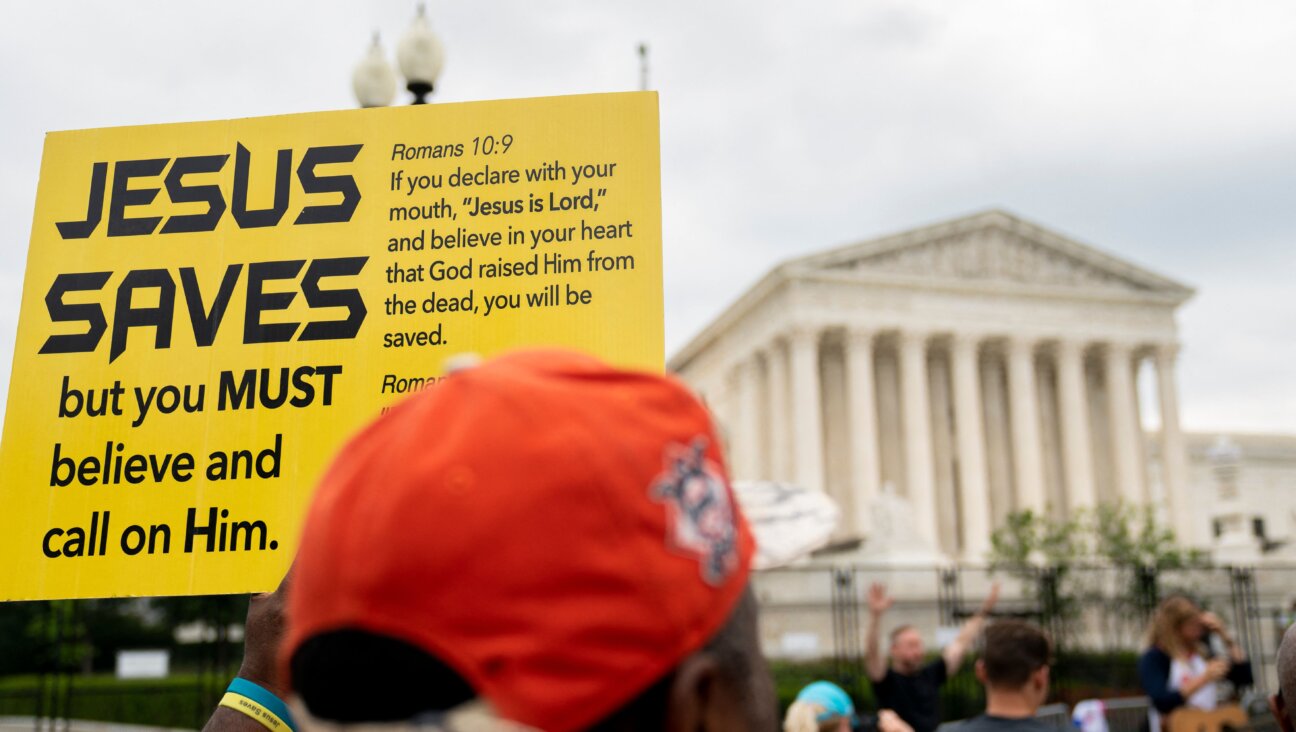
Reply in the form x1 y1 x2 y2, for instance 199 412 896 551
789 328 825 494
899 331 938 545
731 357 760 479
1155 344 1191 542
765 340 791 483
1056 340 1096 511
844 327 881 536
951 334 991 560
982 353 1015 527
1008 337 1046 513
1105 342 1144 505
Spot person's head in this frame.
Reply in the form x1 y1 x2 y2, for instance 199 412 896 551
1145 596 1205 658
281 350 779 731
1270 623 1296 732
974 620 1052 710
783 681 855 732
890 625 926 673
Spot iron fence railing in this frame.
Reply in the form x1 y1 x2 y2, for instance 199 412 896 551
3 563 1296 728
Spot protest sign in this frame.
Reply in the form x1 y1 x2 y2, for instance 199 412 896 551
0 92 662 600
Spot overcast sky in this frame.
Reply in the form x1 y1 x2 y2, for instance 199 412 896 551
2 1 1294 435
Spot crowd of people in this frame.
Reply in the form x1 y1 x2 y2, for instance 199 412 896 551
199 349 1271 732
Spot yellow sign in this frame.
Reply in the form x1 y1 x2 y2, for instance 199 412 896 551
0 92 663 600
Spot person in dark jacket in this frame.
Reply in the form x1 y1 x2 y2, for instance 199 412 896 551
1137 596 1252 732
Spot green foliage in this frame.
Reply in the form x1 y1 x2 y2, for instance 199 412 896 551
0 603 47 676
1090 502 1206 569
0 595 248 677
989 509 1086 569
770 650 1143 723
987 501 1205 647
988 500 1203 571
0 674 221 728
1050 649 1143 703
770 658 873 711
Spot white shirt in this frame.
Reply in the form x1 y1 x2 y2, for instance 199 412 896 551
1149 653 1216 732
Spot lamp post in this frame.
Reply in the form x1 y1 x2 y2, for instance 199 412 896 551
1207 435 1261 564
353 33 397 108
352 4 444 107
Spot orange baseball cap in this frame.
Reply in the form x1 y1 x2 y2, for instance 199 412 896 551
283 349 755 731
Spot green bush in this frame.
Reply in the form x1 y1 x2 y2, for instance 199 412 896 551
0 674 227 728
771 649 1146 722
0 650 1150 728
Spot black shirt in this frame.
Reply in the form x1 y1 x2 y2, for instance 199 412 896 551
954 715 1055 732
875 658 948 732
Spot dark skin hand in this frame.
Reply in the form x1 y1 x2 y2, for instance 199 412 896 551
201 566 293 732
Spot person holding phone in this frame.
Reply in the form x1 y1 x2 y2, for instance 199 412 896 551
1138 596 1253 732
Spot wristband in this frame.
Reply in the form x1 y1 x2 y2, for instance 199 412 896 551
223 678 296 732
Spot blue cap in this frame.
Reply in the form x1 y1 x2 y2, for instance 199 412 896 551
795 681 856 722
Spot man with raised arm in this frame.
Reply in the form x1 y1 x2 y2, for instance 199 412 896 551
866 581 1001 732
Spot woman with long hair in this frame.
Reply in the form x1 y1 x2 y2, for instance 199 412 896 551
1138 596 1253 731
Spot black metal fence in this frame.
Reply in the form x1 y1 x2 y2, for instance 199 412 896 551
2 563 1294 729
754 563 1296 717
0 596 244 730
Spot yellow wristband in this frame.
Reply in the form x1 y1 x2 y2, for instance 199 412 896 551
220 692 292 732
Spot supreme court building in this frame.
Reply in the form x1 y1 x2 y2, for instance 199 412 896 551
670 210 1200 562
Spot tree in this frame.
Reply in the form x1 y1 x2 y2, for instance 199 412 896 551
1090 502 1203 569
987 501 1205 647
988 509 1087 643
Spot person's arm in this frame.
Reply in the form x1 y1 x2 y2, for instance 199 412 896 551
1138 647 1228 714
1201 612 1248 664
1139 648 1186 714
1201 611 1254 687
879 709 916 732
1181 658 1230 699
866 582 894 683
203 568 293 732
942 582 999 675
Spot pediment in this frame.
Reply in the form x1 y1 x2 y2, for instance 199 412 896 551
795 210 1193 300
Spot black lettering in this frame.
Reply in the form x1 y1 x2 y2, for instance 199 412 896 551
39 272 111 355
316 365 341 405
259 367 289 409
55 162 108 239
147 523 171 554
160 154 229 234
294 144 362 225
290 366 315 407
107 159 167 237
50 443 74 487
43 528 64 558
231 143 291 228
121 525 146 556
229 520 269 551
179 264 242 346
110 269 175 363
218 369 256 410
184 507 217 553
299 256 368 341
244 260 303 344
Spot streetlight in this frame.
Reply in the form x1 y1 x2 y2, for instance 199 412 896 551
351 4 445 107
353 33 397 108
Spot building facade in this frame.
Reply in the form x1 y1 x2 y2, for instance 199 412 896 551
670 210 1199 561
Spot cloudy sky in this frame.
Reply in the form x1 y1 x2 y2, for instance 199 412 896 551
1 1 1293 434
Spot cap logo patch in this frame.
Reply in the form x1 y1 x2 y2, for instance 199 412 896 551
650 439 738 585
